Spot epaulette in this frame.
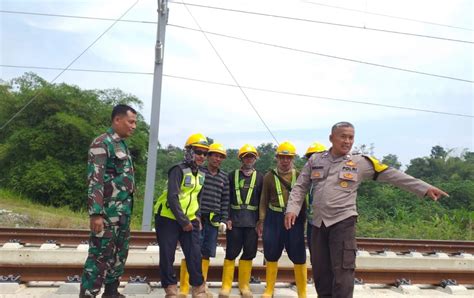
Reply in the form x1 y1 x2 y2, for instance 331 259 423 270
362 155 389 173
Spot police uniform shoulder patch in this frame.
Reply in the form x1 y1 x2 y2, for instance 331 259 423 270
363 155 389 173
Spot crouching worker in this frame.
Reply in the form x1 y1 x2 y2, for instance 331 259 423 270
219 144 263 298
154 133 213 298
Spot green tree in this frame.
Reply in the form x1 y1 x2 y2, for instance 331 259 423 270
0 73 149 210
382 154 402 169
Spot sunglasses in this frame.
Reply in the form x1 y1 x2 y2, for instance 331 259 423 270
194 149 208 156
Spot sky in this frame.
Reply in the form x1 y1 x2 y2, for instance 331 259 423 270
1 0 473 168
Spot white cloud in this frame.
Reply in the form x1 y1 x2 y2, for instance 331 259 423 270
1 0 472 163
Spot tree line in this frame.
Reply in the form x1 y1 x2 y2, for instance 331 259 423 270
1 73 472 239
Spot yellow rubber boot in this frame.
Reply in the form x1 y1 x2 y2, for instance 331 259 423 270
238 259 253 297
261 261 278 298
294 264 307 298
179 259 190 298
202 258 210 281
218 259 235 298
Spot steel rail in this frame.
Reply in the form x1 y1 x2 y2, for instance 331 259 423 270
1 227 473 254
1 263 473 285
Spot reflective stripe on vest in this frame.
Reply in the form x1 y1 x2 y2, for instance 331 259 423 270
153 167 204 221
270 168 296 212
231 170 258 211
209 212 220 227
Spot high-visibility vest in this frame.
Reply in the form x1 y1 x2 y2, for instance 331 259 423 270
154 167 204 221
231 170 258 211
269 168 296 212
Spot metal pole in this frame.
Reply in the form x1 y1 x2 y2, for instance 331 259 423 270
141 0 168 231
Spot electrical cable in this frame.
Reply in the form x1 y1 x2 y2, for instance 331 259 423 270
303 0 473 31
0 0 140 130
181 1 280 144
1 5 473 44
168 24 474 84
166 1 473 44
2 64 471 118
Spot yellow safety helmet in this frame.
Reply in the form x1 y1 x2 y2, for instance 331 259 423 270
238 144 258 159
208 143 227 157
305 142 327 158
185 133 209 150
276 141 296 156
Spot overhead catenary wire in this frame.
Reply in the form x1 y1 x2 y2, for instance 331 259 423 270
180 1 280 144
167 1 474 44
168 24 474 84
303 0 473 31
1 10 472 82
2 64 472 119
1 6 473 44
2 9 471 83
0 0 141 130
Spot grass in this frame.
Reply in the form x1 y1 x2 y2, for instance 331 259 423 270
0 188 148 230
0 189 89 229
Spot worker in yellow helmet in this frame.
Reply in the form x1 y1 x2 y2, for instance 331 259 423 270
257 141 307 298
179 143 229 297
153 133 213 298
304 142 327 261
219 144 263 298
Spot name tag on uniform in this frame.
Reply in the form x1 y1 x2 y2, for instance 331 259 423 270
311 170 324 179
184 175 194 187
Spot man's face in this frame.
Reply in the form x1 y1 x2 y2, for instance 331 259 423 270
192 147 208 166
276 155 294 172
241 154 257 168
113 111 137 138
329 126 355 156
207 152 226 168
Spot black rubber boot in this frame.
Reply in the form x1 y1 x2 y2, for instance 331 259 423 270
102 280 125 298
79 286 96 298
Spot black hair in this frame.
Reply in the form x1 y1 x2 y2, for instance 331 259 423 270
111 104 137 121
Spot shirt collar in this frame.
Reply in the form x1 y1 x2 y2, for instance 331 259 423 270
327 148 352 162
107 127 122 142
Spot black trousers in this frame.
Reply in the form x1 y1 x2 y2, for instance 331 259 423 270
225 226 258 260
263 208 306 264
155 214 203 288
311 216 357 298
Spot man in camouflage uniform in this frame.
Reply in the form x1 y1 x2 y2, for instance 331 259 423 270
80 104 137 298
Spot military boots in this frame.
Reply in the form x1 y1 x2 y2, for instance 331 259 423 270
102 280 125 298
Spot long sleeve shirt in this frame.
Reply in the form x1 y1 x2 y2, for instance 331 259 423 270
259 169 301 222
287 151 432 227
87 127 135 218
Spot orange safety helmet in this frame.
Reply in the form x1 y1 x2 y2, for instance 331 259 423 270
238 144 258 159
185 133 209 150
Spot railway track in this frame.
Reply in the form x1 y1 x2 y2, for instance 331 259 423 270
1 263 473 285
1 228 473 287
1 227 474 254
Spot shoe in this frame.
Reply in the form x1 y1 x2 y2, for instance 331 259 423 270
192 283 213 298
165 284 178 298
